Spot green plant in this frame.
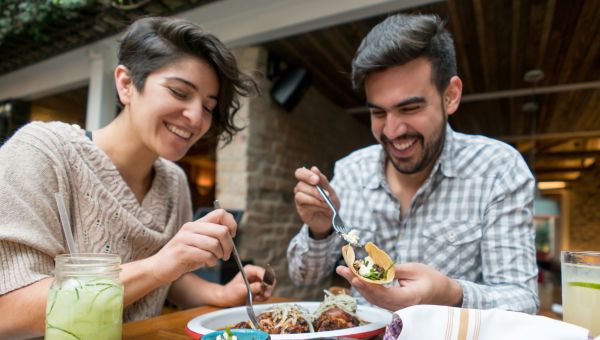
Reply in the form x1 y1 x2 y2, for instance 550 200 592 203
0 0 98 45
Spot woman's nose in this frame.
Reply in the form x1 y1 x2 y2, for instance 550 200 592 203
183 100 205 128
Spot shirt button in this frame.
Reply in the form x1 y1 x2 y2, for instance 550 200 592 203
447 231 456 242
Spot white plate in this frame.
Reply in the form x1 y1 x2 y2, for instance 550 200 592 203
185 301 392 339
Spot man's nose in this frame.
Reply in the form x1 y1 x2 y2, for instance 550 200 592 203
383 114 408 138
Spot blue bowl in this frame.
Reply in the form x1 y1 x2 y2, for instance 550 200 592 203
201 329 270 340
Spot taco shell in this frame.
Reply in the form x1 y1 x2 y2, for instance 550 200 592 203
342 241 395 284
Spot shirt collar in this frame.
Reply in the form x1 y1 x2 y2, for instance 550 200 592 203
364 146 387 189
438 123 457 178
364 123 457 190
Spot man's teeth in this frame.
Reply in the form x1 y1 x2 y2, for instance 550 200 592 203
166 124 192 139
392 140 415 151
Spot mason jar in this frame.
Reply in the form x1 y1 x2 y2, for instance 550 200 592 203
45 253 124 340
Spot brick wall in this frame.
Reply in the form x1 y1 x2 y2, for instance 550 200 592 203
569 165 600 251
217 47 374 300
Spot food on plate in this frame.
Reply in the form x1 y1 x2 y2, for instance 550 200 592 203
232 290 363 334
342 241 395 284
233 304 314 334
313 290 360 331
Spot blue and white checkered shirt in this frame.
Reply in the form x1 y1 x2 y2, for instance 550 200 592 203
288 125 539 313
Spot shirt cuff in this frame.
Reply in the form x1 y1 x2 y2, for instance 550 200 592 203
455 279 475 308
299 224 336 252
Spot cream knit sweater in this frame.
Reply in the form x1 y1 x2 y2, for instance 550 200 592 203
0 121 192 322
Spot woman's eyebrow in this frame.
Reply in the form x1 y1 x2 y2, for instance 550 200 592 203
164 76 197 90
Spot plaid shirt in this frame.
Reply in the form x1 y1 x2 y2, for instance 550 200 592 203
288 125 539 313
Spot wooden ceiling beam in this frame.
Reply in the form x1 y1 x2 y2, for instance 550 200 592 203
535 166 593 173
535 151 600 159
498 130 600 142
535 171 582 181
535 176 580 182
461 80 600 102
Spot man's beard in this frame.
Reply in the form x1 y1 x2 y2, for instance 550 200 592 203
381 115 447 175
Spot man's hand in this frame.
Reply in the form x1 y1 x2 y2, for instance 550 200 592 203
293 166 339 238
218 264 276 307
336 262 463 311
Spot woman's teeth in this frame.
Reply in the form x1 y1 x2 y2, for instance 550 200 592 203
165 123 192 140
392 140 415 151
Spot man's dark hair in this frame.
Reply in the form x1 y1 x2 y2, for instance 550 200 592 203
118 16 259 144
351 14 456 95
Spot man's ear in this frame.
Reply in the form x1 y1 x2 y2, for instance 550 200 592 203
115 65 134 106
443 76 462 116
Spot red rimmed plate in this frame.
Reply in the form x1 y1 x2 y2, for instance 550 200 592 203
185 301 392 339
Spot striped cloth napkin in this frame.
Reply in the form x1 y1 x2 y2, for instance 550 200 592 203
383 305 592 340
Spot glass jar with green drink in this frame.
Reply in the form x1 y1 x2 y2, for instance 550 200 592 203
45 253 124 340
561 250 600 337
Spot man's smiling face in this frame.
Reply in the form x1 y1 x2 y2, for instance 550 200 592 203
365 57 458 175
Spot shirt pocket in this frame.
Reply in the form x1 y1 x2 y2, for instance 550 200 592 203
420 220 482 278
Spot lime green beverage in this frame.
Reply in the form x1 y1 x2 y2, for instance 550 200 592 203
45 254 123 340
561 251 600 337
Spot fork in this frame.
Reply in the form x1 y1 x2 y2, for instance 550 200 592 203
314 185 365 250
315 184 349 236
214 200 260 329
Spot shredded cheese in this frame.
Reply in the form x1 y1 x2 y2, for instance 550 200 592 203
314 289 358 318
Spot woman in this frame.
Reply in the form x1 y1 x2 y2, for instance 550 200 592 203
0 17 273 338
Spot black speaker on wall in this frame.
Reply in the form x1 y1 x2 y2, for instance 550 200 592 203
0 99 31 146
270 66 311 112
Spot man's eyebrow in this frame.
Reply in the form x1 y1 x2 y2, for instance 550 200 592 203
366 96 426 110
165 76 218 101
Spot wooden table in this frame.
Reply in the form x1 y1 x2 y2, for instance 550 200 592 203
122 297 290 340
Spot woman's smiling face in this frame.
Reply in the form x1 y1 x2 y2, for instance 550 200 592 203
118 55 219 161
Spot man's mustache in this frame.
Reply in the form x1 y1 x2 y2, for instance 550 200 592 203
380 133 423 144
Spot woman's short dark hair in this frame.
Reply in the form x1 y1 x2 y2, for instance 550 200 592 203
118 16 258 144
351 14 456 96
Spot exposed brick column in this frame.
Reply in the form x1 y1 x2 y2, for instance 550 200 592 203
217 46 374 300
569 165 600 250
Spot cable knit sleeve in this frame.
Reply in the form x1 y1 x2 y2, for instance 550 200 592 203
0 123 72 294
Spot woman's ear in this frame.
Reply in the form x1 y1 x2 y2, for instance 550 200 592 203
443 76 462 116
115 65 133 106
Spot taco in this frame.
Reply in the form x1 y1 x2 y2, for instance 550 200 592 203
342 242 395 284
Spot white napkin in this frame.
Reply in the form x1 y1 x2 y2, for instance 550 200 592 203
383 305 591 340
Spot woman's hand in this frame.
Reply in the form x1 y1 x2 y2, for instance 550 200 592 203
147 209 237 285
218 264 276 307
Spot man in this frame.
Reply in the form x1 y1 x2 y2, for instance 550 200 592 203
287 13 538 313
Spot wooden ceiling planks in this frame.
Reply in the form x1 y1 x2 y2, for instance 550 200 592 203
447 0 475 94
